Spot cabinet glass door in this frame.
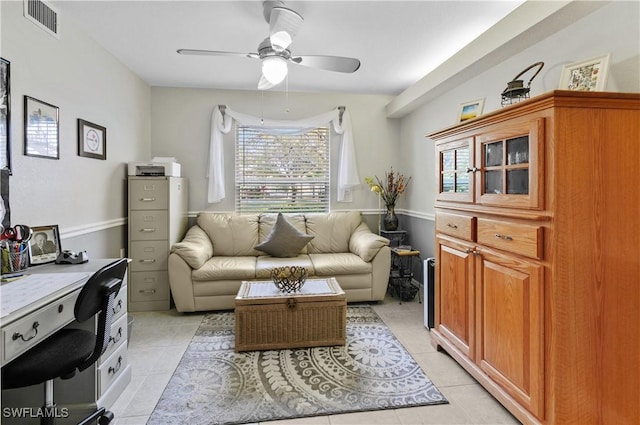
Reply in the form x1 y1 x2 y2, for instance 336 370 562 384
476 119 544 209
436 138 473 203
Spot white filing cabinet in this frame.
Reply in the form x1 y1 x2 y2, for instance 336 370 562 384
128 176 188 311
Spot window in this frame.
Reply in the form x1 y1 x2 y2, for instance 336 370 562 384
235 126 330 213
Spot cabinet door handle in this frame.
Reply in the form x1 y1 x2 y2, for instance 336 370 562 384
447 223 458 229
466 167 479 173
139 197 156 202
108 356 123 375
139 289 157 294
112 299 123 315
464 248 480 256
140 228 156 233
109 327 123 346
13 321 39 342
139 259 156 263
495 233 513 241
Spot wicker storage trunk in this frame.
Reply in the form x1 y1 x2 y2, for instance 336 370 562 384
234 278 346 352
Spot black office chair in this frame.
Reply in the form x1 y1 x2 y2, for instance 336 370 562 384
1 258 128 425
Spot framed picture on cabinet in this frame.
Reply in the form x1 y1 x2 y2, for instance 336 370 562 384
457 98 484 123
559 54 610 92
24 96 59 159
77 118 106 160
29 224 61 265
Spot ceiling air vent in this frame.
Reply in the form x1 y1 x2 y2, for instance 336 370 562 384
23 0 60 39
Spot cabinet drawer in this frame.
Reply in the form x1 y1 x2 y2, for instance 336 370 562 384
129 271 169 302
477 218 543 259
101 313 128 362
2 291 77 363
130 210 168 241
436 212 475 241
98 342 128 396
130 241 168 271
111 285 127 322
129 179 169 210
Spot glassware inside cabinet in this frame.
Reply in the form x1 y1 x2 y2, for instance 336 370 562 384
481 135 531 196
485 142 503 167
485 170 503 194
507 136 529 165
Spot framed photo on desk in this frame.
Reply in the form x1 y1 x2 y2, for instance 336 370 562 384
29 224 61 265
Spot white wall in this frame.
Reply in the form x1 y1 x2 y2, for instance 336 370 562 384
1 1 150 254
150 87 399 213
400 1 640 218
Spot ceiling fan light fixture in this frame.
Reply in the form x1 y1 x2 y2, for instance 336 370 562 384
262 56 288 85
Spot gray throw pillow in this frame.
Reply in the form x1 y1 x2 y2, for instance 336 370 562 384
255 213 314 257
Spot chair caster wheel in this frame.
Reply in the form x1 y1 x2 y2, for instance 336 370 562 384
98 411 114 424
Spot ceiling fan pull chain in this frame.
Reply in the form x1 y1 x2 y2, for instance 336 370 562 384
261 90 265 125
285 74 290 113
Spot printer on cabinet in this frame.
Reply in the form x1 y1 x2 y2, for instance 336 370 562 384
128 157 181 177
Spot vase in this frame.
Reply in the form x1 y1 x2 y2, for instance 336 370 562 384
383 206 399 231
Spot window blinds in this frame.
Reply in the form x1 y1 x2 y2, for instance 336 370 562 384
235 126 330 213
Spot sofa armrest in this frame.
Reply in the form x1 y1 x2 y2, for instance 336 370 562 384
170 225 213 270
168 253 196 312
349 222 390 262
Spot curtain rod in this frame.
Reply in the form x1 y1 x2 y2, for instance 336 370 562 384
218 104 345 123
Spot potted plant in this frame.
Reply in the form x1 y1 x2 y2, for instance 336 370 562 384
365 167 411 231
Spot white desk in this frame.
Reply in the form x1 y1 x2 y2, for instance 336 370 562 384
0 259 131 424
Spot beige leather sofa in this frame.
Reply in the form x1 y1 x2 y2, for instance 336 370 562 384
168 211 391 312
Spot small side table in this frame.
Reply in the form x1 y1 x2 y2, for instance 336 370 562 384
380 230 407 247
388 248 422 303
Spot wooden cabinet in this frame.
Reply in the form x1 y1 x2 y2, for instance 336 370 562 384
128 176 188 311
429 91 640 425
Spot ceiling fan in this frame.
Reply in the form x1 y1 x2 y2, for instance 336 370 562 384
177 1 361 90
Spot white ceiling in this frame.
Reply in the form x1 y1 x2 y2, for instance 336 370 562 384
52 1 525 95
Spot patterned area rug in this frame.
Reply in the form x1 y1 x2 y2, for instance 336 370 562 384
148 306 447 424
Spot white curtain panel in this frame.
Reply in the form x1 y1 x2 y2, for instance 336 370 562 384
208 106 360 203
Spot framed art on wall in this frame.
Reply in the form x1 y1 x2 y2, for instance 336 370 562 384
29 224 61 265
77 118 106 160
559 54 610 92
24 96 59 159
457 98 485 123
1 58 10 173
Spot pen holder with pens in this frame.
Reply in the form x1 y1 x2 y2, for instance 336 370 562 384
1 242 29 274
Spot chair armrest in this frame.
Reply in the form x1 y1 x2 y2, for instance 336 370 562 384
170 225 213 270
349 222 390 262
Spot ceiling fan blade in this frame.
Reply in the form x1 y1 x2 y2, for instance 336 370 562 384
292 55 361 73
177 49 259 59
269 6 303 51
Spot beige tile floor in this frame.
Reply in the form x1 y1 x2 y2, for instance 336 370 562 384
111 295 521 425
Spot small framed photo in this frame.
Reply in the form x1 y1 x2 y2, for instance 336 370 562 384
457 98 485 123
559 54 610 92
24 96 59 159
77 118 106 160
29 225 61 265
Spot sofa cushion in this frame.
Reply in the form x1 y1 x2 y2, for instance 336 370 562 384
197 213 260 256
305 211 362 254
192 256 257 281
255 213 314 257
255 255 315 279
308 253 372 276
170 225 213 269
